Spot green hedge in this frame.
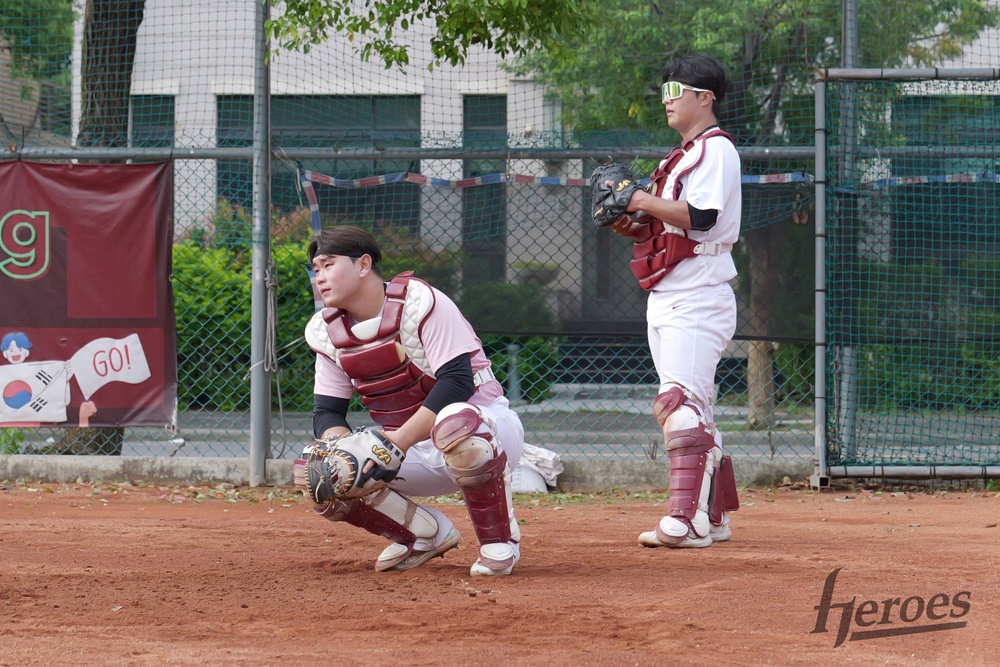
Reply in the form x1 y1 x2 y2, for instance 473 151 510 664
456 280 560 404
480 335 560 404
172 242 253 410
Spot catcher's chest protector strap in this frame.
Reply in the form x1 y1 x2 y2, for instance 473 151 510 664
648 129 734 201
630 130 735 291
324 272 436 428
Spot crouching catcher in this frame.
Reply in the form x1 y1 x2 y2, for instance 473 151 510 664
295 225 524 576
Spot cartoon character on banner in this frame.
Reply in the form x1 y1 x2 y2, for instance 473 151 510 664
1 331 151 428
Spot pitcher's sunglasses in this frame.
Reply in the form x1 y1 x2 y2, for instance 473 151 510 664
661 81 711 103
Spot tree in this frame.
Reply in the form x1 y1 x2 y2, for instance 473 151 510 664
518 0 998 428
266 0 592 69
518 0 995 138
0 0 74 80
77 0 146 148
57 0 147 455
0 0 75 141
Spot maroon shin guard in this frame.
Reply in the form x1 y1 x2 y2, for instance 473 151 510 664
457 451 512 545
314 497 416 545
709 455 740 524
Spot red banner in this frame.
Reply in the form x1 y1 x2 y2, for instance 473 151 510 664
0 161 176 428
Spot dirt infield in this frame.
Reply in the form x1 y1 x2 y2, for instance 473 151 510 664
1 481 998 666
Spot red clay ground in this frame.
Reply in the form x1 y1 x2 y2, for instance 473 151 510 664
1 480 998 666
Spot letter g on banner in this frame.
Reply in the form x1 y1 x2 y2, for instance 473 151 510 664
0 210 50 281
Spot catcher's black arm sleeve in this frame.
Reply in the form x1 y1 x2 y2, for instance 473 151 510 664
422 353 475 414
313 395 350 438
687 203 719 231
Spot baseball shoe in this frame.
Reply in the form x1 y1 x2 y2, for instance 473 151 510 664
638 516 712 548
376 526 461 572
470 542 519 576
710 522 732 543
638 530 712 548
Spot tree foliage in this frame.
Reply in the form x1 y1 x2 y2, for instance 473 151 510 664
518 0 999 145
0 0 75 80
267 0 593 70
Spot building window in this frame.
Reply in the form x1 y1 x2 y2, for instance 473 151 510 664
130 95 174 148
463 95 507 282
216 95 421 233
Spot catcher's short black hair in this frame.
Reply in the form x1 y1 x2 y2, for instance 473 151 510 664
308 225 383 274
661 54 728 117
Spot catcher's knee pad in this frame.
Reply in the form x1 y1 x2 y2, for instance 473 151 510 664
431 402 498 484
314 488 438 547
653 388 719 541
653 385 703 429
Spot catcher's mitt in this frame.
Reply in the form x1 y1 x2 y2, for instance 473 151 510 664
589 162 643 227
304 430 405 504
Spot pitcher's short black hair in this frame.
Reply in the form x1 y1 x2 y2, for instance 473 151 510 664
662 54 728 117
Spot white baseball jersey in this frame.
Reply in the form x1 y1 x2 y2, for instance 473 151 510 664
649 132 742 291
644 130 741 424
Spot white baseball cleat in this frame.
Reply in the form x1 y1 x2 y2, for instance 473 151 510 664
638 530 712 548
377 527 461 572
638 516 712 548
709 522 732 542
469 542 519 576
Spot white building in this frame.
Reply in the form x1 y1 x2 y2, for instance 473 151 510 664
66 0 585 311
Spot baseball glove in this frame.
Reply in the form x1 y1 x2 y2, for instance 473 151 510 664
303 429 405 504
589 162 643 227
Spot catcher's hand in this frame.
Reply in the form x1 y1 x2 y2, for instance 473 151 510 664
304 430 405 504
589 162 643 227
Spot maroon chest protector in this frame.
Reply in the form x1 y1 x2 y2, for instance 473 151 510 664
629 129 734 290
323 272 436 429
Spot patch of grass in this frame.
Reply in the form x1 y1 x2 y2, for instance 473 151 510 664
0 429 26 455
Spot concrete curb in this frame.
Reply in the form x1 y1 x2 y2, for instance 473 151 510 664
0 455 288 487
0 455 814 491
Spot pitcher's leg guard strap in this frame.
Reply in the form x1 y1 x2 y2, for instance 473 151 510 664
710 455 740 524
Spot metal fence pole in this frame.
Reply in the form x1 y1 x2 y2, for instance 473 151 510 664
249 0 272 486
836 0 861 461
507 343 522 403
812 77 829 489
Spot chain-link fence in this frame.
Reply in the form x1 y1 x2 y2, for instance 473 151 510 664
821 72 1000 475
2 1 999 480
